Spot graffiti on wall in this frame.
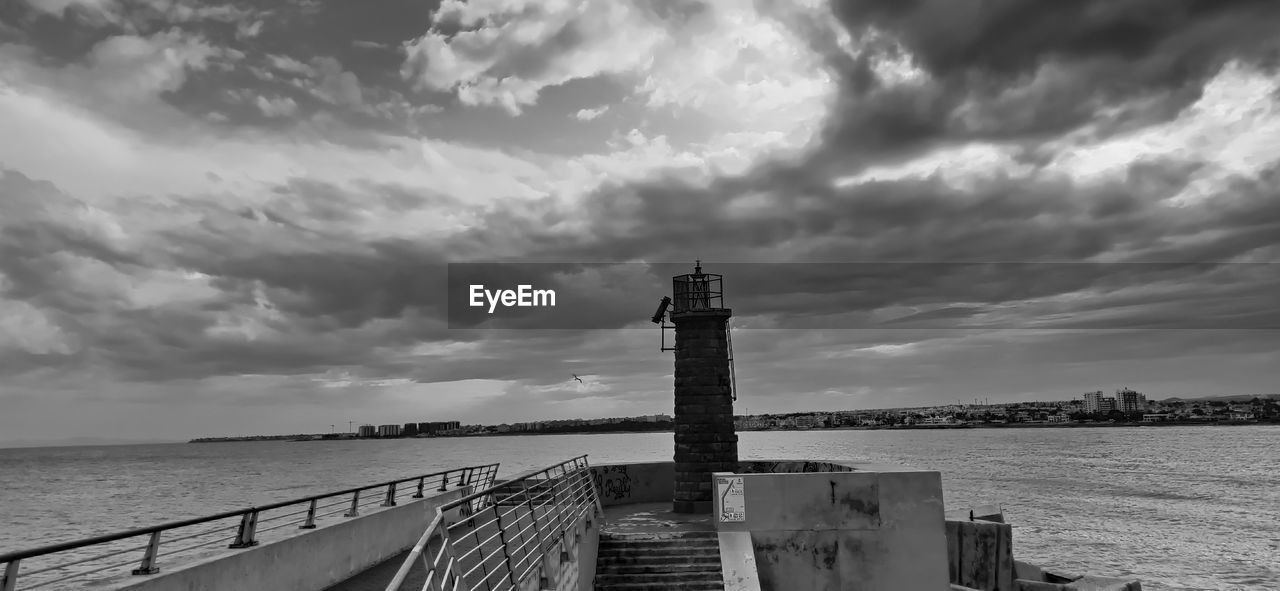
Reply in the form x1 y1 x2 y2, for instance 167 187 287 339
592 465 633 501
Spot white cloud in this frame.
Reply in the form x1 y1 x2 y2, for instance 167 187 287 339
1045 61 1280 204
574 105 608 121
266 54 316 77
403 1 671 116
310 57 364 107
256 95 299 118
19 0 122 25
0 299 78 355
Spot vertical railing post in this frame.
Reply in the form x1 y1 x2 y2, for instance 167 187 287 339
549 467 566 534
383 482 398 507
415 477 426 498
132 531 163 574
345 490 361 517
494 504 520 589
438 525 463 591
522 479 548 557
472 527 490 590
299 499 318 529
439 471 450 492
228 511 259 548
3 559 20 591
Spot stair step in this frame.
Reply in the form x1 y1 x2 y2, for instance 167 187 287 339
597 554 722 567
595 583 724 591
597 547 720 559
599 539 719 549
597 562 723 575
595 572 723 585
601 531 718 541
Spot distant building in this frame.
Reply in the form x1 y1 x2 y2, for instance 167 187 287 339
416 421 461 435
403 423 419 437
1117 389 1146 413
1083 391 1106 414
377 424 402 438
358 424 376 438
1142 413 1171 422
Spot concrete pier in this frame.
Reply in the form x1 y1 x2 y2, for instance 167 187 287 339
671 308 738 514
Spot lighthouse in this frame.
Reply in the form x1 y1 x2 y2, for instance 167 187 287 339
653 262 738 514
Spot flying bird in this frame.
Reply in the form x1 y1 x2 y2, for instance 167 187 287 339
572 374 583 383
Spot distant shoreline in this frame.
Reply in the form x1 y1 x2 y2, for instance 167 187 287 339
187 420 1274 443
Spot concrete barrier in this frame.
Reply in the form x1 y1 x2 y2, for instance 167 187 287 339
99 489 466 591
718 531 762 591
714 467 950 591
945 519 1015 591
589 462 674 507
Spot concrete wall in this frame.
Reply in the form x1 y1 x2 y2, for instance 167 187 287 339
499 506 598 591
714 469 950 591
589 462 675 507
101 489 466 591
718 532 762 591
735 460 856 474
573 511 600 591
588 460 868 509
945 519 1015 591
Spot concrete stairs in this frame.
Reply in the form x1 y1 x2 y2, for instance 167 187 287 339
594 531 725 591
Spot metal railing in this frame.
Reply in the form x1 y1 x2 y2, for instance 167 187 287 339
0 463 500 591
386 455 604 591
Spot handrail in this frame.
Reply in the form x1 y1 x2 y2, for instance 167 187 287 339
385 455 602 591
1 463 500 591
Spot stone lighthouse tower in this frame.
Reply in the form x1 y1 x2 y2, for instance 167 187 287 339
663 262 738 513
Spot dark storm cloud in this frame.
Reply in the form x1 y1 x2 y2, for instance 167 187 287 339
794 0 1280 170
3 0 1279 396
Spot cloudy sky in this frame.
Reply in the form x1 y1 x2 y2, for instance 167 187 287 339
1 0 1278 443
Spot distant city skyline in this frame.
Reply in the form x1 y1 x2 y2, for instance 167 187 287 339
2 0 1279 441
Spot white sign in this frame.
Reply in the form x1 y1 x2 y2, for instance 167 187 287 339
717 476 745 522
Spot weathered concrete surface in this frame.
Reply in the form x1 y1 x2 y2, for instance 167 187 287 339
717 532 761 591
1013 578 1143 591
1063 575 1143 590
594 531 724 590
945 519 1015 591
573 513 600 591
591 462 675 507
671 308 737 514
735 460 855 474
101 489 466 591
1017 582 1069 591
1015 560 1046 582
714 469 949 591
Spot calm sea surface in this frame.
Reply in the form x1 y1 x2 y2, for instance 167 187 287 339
2 426 1277 590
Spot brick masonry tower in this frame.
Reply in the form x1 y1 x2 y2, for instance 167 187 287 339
667 262 738 513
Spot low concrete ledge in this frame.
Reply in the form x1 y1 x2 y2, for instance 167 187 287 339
718 532 761 591
714 468 950 591
1015 575 1143 591
945 518 1014 591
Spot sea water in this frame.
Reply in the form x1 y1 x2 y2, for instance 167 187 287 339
2 426 1276 591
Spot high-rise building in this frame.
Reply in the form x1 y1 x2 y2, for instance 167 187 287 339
403 423 419 437
377 424 402 437
1117 389 1146 413
358 424 376 437
1083 391 1105 414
